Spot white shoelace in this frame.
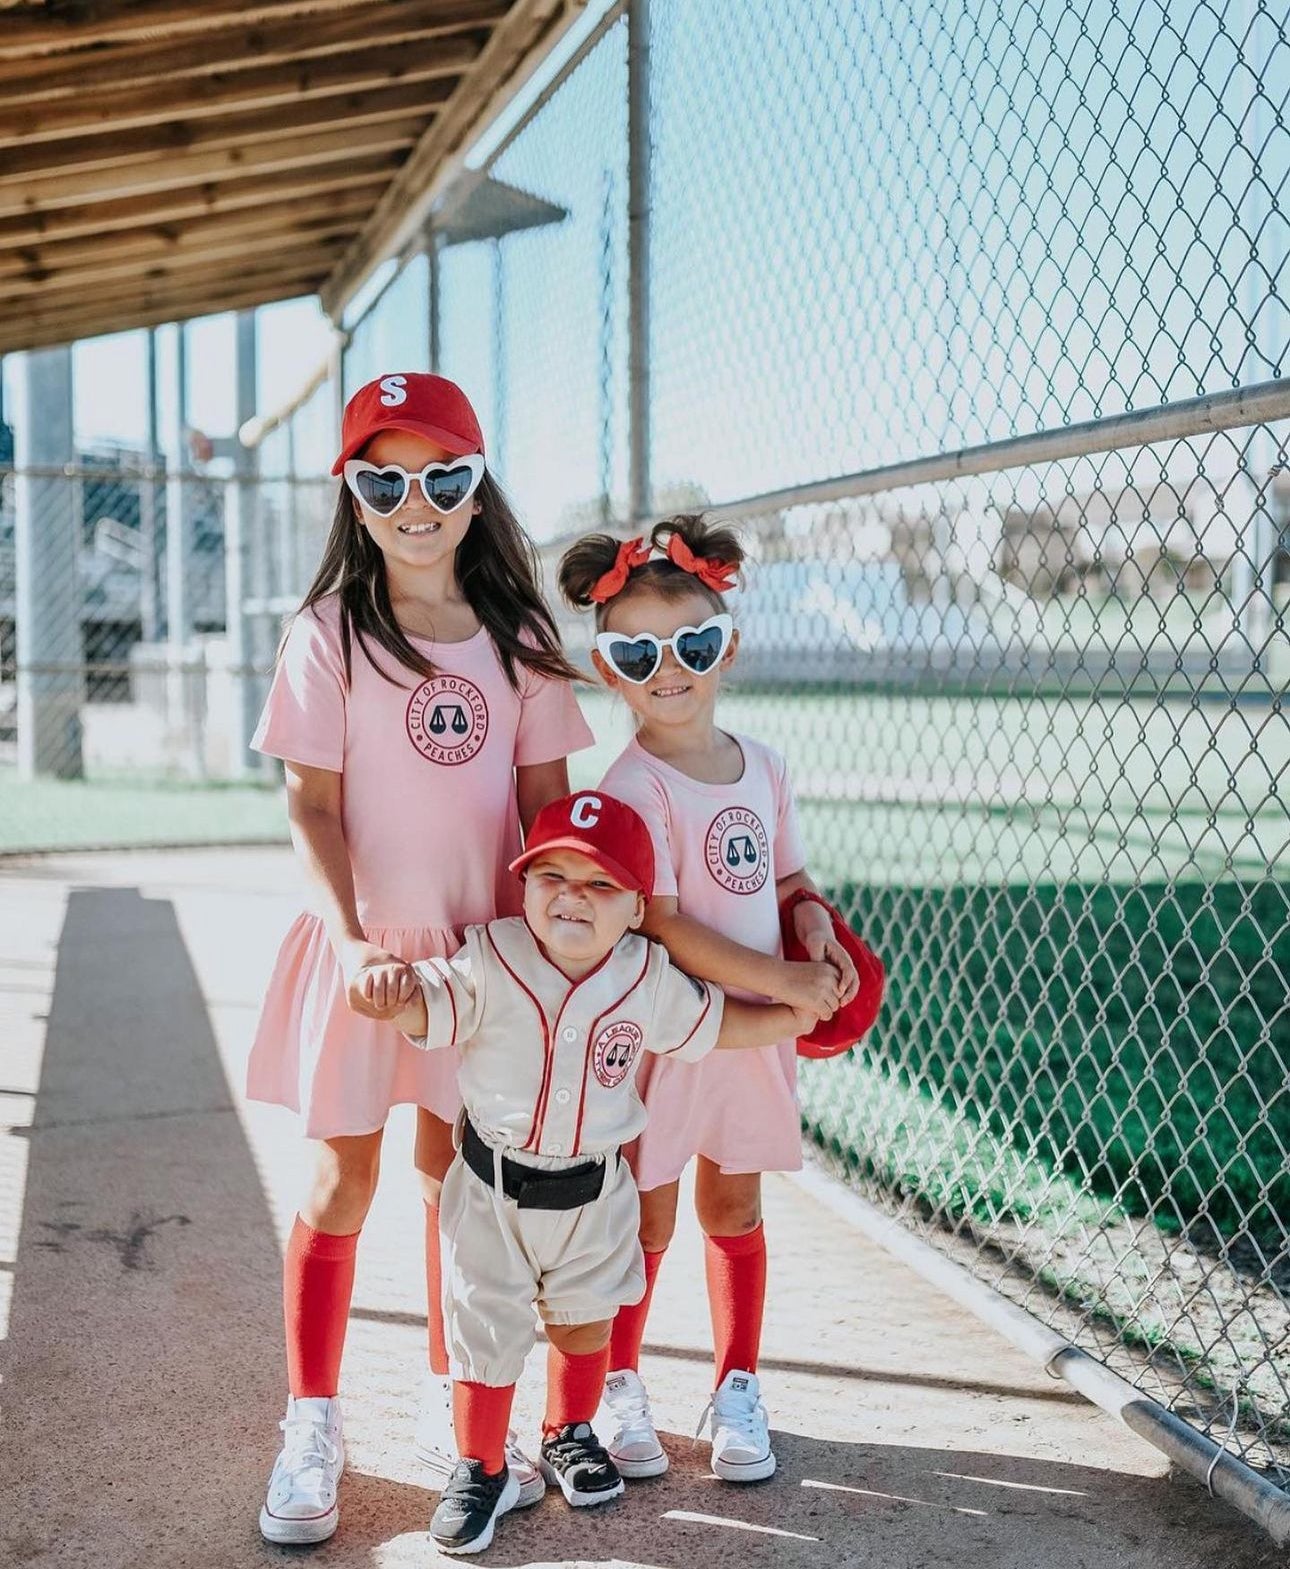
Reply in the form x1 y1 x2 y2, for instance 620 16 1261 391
609 1383 655 1438
279 1416 338 1476
698 1388 764 1449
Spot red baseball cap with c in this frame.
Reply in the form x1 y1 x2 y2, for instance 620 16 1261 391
332 372 485 474
510 792 655 900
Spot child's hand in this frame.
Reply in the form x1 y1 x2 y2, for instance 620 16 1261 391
787 1002 821 1036
774 959 840 1020
803 930 860 1007
342 941 418 1020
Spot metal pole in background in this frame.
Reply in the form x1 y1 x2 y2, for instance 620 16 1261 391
426 220 441 374
491 237 507 474
14 346 82 779
138 327 160 643
223 309 261 779
164 321 190 743
627 0 651 523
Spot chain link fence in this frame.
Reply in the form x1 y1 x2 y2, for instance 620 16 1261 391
4 0 1287 1520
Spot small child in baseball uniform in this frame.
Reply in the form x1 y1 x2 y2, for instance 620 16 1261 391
558 515 862 1484
376 790 816 1555
251 373 592 1546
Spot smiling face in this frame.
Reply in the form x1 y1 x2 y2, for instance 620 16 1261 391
522 847 645 972
592 585 738 733
353 428 480 571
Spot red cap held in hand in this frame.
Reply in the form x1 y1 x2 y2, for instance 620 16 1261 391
510 792 656 900
780 890 885 1059
332 373 485 474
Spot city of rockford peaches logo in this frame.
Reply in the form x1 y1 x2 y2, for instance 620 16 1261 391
405 674 489 765
705 805 769 894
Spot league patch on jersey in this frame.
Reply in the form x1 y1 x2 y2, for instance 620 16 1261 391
405 673 489 765
704 805 770 895
592 1020 644 1088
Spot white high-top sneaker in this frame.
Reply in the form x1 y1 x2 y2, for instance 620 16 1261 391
259 1395 345 1544
415 1372 544 1508
705 1369 775 1482
602 1368 669 1478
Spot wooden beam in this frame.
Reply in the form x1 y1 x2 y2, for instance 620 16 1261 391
0 160 397 250
321 0 572 317
0 80 452 183
0 188 377 278
0 1 503 97
0 252 335 330
0 119 421 215
0 216 363 296
10 36 478 146
0 0 378 59
0 275 325 354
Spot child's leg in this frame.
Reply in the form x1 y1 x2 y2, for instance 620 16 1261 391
544 1321 612 1435
414 1108 456 1376
453 1381 516 1472
288 1130 383 1396
607 1179 679 1371
694 1160 766 1386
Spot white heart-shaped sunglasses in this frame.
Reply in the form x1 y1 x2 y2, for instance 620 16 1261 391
343 454 485 517
595 613 734 684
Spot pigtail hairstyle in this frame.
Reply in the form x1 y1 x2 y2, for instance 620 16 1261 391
294 470 580 689
559 513 746 627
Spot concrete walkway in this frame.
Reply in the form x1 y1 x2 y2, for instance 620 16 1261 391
0 847 1278 1569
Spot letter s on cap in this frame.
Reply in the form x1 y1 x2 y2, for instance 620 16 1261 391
378 374 408 407
570 794 602 829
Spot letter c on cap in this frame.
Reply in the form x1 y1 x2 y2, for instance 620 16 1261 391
378 374 408 407
570 794 602 829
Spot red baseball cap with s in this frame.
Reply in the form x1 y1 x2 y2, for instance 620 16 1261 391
332 372 485 475
510 792 655 900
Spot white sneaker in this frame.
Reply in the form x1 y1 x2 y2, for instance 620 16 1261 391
704 1370 776 1482
259 1395 345 1544
602 1368 669 1478
416 1373 544 1508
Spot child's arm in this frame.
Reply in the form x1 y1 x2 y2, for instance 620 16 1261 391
715 996 817 1050
777 871 861 1007
285 762 415 1018
516 758 571 835
640 895 841 1020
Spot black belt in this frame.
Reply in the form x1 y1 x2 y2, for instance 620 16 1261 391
460 1117 616 1211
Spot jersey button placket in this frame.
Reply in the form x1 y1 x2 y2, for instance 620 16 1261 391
543 1022 581 1155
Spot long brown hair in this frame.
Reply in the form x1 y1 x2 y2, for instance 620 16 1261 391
296 470 580 689
558 513 746 628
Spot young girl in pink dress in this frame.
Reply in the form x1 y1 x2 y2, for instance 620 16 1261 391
558 515 860 1485
252 373 592 1545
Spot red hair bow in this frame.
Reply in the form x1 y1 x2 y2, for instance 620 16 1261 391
588 536 652 603
665 531 738 593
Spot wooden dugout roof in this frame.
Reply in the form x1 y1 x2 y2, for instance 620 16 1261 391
0 0 579 353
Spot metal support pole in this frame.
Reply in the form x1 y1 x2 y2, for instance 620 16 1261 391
491 237 507 474
223 309 261 780
627 0 651 524
14 346 82 779
164 322 190 743
426 221 442 374
138 327 160 643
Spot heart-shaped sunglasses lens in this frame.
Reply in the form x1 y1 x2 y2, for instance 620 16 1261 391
352 467 409 515
421 465 479 512
604 637 661 684
675 624 727 673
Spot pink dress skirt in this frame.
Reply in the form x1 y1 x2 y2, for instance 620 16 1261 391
246 914 464 1139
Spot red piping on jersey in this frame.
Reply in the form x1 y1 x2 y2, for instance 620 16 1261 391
445 970 459 1048
484 926 551 1148
570 946 652 1156
656 982 714 1056
528 941 619 1153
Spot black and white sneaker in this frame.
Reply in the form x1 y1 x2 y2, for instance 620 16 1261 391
539 1421 626 1507
430 1459 520 1555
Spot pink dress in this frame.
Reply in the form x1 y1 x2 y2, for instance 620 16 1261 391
247 594 593 1139
599 733 807 1189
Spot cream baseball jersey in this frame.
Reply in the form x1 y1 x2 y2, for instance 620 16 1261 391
407 917 725 1158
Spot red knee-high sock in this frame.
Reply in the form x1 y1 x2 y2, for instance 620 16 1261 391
705 1224 767 1387
284 1215 359 1398
423 1201 449 1376
543 1344 611 1436
608 1246 666 1371
454 1382 514 1473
